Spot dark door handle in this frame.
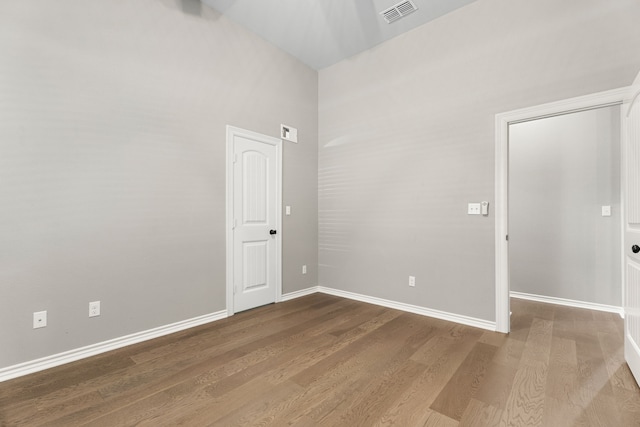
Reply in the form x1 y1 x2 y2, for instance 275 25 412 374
633 245 640 254
270 229 277 235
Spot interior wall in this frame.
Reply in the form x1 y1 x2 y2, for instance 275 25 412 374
0 0 318 368
318 0 640 321
509 106 622 306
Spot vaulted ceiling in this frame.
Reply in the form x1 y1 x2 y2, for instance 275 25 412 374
201 0 478 70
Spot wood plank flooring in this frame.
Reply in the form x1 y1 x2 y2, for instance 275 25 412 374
0 294 639 426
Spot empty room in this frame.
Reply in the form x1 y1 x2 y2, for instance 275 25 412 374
2 0 640 425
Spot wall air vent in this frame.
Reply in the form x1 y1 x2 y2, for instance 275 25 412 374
380 0 418 24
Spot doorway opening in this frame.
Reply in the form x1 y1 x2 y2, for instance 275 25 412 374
509 105 622 310
495 87 629 333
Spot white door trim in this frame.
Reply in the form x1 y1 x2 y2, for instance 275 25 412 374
494 87 630 333
226 125 282 316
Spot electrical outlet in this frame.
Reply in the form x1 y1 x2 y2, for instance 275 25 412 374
89 301 100 318
409 276 416 287
302 265 307 274
33 311 47 329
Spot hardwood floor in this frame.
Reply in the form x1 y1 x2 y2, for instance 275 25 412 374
1 294 639 426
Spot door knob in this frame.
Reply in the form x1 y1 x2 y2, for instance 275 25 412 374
270 229 277 235
633 245 640 254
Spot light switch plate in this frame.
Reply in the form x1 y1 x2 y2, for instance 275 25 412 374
286 205 291 216
468 203 481 215
481 201 489 216
602 206 611 217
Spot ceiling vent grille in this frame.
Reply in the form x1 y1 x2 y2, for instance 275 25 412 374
380 0 418 24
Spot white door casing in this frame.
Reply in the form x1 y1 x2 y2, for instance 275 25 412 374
624 72 640 385
226 126 282 315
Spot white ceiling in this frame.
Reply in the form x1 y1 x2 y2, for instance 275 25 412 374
201 0 478 70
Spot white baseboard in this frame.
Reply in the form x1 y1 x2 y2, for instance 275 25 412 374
510 291 623 317
280 286 320 302
1 286 500 383
0 310 228 383
317 286 496 331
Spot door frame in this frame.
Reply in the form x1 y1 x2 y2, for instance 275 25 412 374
226 125 283 316
494 87 630 333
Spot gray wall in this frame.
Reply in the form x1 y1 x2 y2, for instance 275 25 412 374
318 0 640 321
509 107 621 306
0 0 318 368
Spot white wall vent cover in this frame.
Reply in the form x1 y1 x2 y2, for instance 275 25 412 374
380 0 418 24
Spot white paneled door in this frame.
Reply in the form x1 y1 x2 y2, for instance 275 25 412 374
625 71 640 385
227 126 281 314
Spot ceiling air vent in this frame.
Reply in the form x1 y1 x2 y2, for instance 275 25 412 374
380 0 418 24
